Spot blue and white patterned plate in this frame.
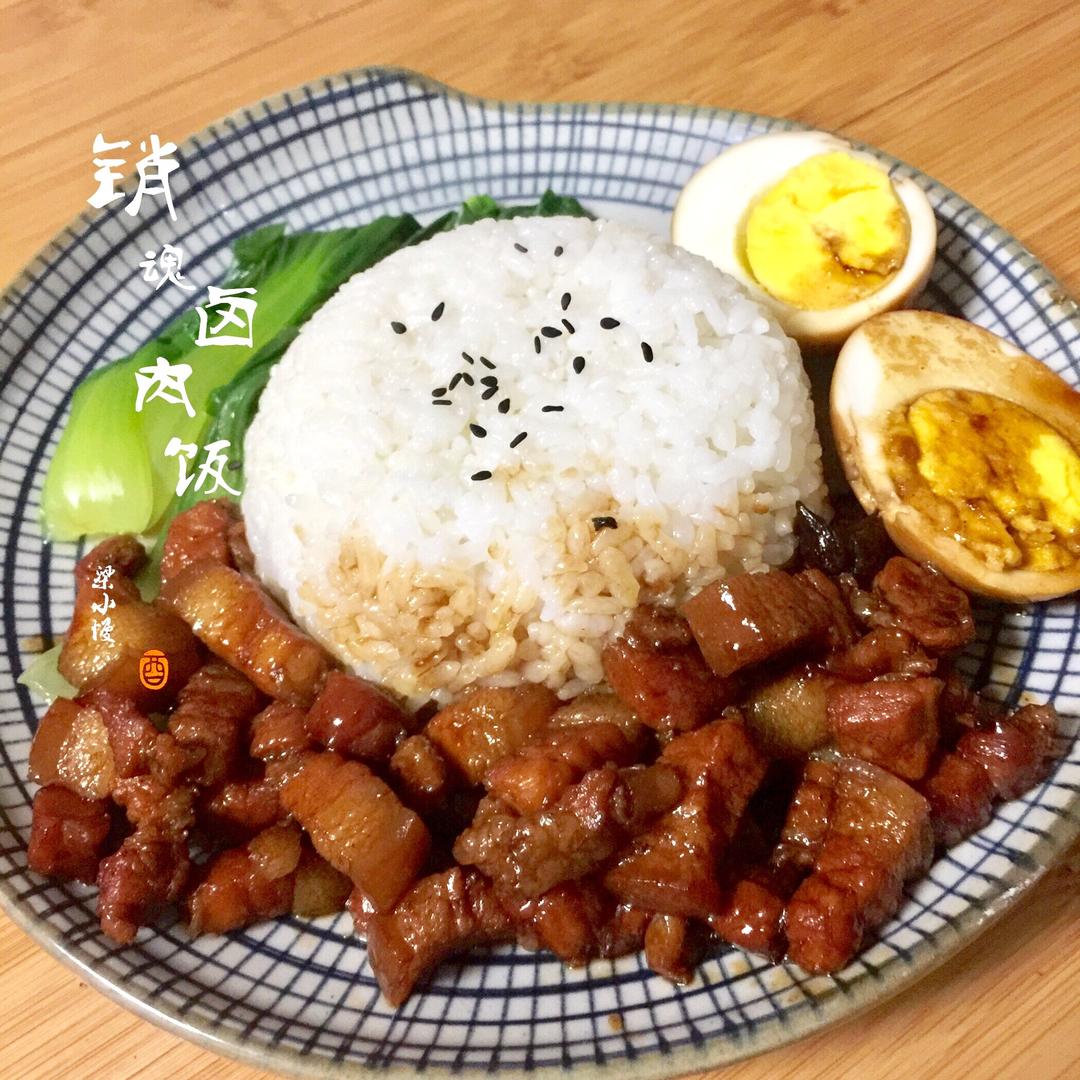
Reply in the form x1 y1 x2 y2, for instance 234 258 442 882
1 67 1078 1078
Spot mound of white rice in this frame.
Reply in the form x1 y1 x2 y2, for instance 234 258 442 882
243 216 825 705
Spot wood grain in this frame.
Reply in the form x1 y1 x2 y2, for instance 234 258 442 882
1 1 1078 1078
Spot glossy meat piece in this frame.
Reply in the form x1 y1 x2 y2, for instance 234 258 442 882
708 875 786 959
644 913 700 984
797 569 860 651
681 570 834 677
453 768 634 900
98 835 190 943
602 604 733 732
305 671 410 763
920 751 995 847
484 721 641 815
187 823 302 934
547 690 643 740
59 537 202 711
425 684 557 784
513 880 613 965
112 774 196 837
389 734 455 814
160 499 240 586
827 677 943 781
871 558 975 655
160 559 333 706
27 785 111 883
955 702 1056 800
603 786 726 918
249 701 311 760
746 666 837 758
598 903 653 959
29 697 115 800
366 866 515 1005
785 757 933 973
620 762 684 827
199 769 285 842
826 628 936 681
281 752 430 911
168 663 264 787
94 690 160 780
773 758 839 874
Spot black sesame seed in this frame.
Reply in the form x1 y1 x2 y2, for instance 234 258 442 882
561 292 572 311
432 387 447 397
462 351 475 365
432 399 452 407
471 470 493 481
562 318 575 334
470 423 487 438
480 356 496 370
600 317 620 330
480 375 498 387
534 336 541 354
514 243 528 253
541 405 564 413
449 373 463 391
498 398 511 414
462 372 475 386
431 301 445 322
541 326 562 338
391 320 407 335
482 386 498 400
572 356 585 375
641 341 654 363
510 432 527 448
554 245 564 256
592 516 618 531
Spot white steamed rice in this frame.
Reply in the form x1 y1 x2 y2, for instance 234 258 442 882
242 215 825 705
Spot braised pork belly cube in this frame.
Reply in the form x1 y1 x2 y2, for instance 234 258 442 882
29 696 115 800
797 569 860 651
827 677 943 781
249 701 310 760
512 879 614 965
644 913 702 984
454 767 634 900
547 689 643 741
680 569 836 678
27 785 112 883
708 874 786 959
305 671 410 763
871 557 975 655
187 823 302 935
168 663 264 787
160 559 334 706
281 753 430 912
484 720 642 815
366 866 515 1006
785 756 933 973
198 769 286 842
598 903 653 959
956 702 1056 800
291 845 352 919
160 499 241 586
920 752 995 848
773 758 839 875
389 734 455 814
59 536 202 711
827 627 936 682
745 665 837 758
602 604 733 732
425 684 557 785
98 835 190 943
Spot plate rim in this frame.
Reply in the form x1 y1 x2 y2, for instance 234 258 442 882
1 63 1078 1080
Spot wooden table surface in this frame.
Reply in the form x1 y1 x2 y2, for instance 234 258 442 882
2 1 1079 1077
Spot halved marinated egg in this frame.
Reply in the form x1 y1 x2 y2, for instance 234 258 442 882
833 309 1080 601
671 130 937 350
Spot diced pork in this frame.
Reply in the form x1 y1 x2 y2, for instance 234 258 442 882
827 628 936 682
27 785 111 883
160 499 240 586
512 879 613 965
29 696 115 800
708 875 786 959
98 835 190 943
389 734 455 815
871 558 975 654
249 701 311 760
304 671 410 763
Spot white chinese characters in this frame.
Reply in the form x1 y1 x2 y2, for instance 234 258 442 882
165 437 241 498
89 564 115 643
139 243 194 292
88 133 180 221
195 286 258 347
134 357 196 418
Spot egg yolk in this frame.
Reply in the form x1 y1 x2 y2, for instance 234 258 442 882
885 389 1080 572
743 151 909 310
